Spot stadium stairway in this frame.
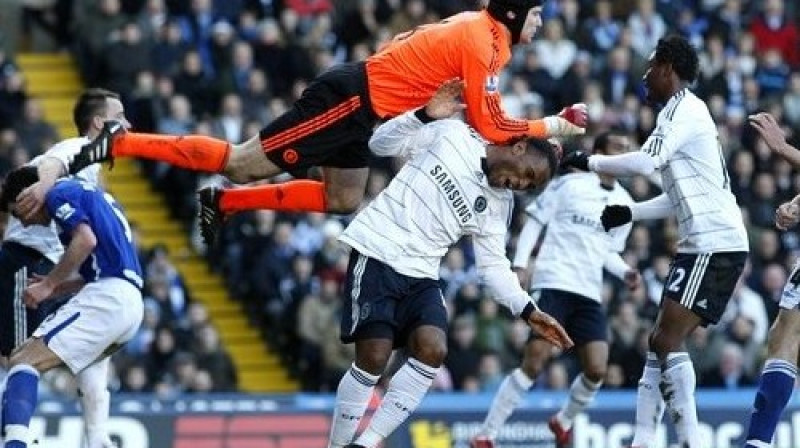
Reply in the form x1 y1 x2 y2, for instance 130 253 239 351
16 53 298 393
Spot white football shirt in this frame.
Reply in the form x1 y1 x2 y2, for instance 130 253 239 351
340 111 536 316
4 137 101 263
641 88 748 253
525 172 633 302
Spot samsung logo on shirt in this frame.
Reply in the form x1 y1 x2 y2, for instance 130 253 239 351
430 165 473 223
572 214 603 231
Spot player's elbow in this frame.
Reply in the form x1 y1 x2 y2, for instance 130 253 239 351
75 224 98 250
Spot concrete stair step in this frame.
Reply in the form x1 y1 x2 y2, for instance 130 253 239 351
138 235 188 253
123 208 172 222
227 343 271 358
233 357 283 369
239 371 296 389
16 53 74 66
240 379 297 393
186 284 230 304
107 182 155 196
26 81 82 96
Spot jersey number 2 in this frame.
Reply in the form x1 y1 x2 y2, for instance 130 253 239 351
667 267 686 293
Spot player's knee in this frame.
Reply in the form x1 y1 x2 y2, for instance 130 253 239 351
520 355 546 378
223 150 252 183
413 342 447 368
355 349 392 376
648 330 678 358
325 191 363 214
583 363 607 384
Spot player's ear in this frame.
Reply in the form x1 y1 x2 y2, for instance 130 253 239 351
511 140 527 156
91 114 105 132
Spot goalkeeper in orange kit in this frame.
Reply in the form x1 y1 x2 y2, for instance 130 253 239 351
64 0 587 244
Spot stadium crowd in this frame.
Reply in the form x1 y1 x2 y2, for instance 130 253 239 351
0 0 799 394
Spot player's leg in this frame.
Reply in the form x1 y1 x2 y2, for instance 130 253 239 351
77 358 115 448
69 119 234 174
629 352 665 448
474 289 566 446
214 166 369 215
648 252 744 448
328 335 391 448
550 341 607 444
329 252 393 448
473 338 550 446
744 264 800 448
0 245 26 441
549 294 608 446
630 253 705 448
647 298 703 448
2 337 64 447
353 282 448 448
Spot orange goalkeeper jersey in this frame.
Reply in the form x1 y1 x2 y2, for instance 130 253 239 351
365 10 547 144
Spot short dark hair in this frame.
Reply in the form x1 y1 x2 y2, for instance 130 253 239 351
73 88 120 135
653 34 699 83
592 127 627 153
526 137 558 179
0 165 39 212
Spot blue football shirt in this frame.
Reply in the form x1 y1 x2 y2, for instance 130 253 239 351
45 178 143 288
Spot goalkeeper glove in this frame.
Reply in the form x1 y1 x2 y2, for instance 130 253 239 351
543 103 588 137
601 205 632 231
560 150 589 172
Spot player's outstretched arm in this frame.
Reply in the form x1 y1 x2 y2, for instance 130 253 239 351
749 112 800 167
474 234 573 349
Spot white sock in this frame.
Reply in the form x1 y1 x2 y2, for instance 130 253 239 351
479 368 534 439
661 352 701 448
328 364 379 448
77 359 113 448
631 352 665 447
556 373 602 429
355 358 438 448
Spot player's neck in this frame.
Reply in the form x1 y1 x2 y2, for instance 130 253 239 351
599 173 615 189
666 82 690 100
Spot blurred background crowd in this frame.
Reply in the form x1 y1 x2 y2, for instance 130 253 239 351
0 0 798 396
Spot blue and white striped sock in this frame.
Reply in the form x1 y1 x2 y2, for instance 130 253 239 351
2 364 39 448
745 359 798 448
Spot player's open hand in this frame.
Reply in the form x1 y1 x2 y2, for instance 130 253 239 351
775 200 800 230
23 275 54 309
16 181 49 221
526 310 573 350
424 78 466 120
749 112 791 157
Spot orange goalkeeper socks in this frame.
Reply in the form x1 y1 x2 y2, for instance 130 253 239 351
114 133 230 173
218 180 327 214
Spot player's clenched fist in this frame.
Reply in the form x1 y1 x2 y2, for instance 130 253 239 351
544 103 588 137
560 150 589 172
600 204 632 231
526 310 574 350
